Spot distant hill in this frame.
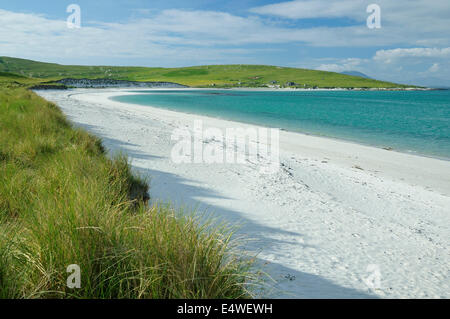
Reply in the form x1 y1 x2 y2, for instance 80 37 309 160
340 71 371 79
0 56 410 88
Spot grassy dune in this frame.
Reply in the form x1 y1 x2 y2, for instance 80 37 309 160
0 71 41 89
0 85 255 298
0 56 408 88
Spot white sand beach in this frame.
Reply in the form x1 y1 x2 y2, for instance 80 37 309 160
37 89 450 299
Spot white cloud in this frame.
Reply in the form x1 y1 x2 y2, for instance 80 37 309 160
0 9 277 64
428 63 440 73
250 0 450 47
374 48 450 62
308 47 450 86
250 0 450 23
250 0 365 20
0 5 449 86
316 58 366 73
1 2 450 66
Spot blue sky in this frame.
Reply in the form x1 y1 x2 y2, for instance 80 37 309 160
0 0 449 86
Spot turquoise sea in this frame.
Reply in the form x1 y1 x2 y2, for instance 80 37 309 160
112 90 450 160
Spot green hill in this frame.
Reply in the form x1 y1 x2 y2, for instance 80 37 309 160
0 56 409 88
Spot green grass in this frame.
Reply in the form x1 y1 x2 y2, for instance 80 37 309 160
0 71 43 89
0 85 256 298
0 56 411 88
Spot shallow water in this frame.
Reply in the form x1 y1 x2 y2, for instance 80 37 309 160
112 90 450 160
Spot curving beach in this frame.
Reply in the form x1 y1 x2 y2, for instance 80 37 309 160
37 89 450 299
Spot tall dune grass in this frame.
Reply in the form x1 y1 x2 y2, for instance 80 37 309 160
0 88 255 298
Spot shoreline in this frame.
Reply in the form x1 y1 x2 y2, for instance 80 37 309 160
108 89 450 163
75 88 450 196
37 88 450 298
44 84 435 91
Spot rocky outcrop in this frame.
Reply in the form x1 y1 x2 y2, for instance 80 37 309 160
51 78 188 88
29 84 68 90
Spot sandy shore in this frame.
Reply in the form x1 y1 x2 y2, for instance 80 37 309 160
37 88 450 298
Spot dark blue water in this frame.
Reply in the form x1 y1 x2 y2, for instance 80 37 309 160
112 90 450 160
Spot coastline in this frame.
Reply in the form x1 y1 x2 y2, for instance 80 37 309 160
78 88 450 196
110 88 450 163
37 88 450 298
47 82 433 91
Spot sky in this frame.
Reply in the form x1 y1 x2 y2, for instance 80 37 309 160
0 0 449 86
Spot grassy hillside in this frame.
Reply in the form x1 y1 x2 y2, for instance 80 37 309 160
0 79 255 298
0 56 408 88
0 71 43 88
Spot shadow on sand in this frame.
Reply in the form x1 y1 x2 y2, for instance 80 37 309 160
74 121 377 299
